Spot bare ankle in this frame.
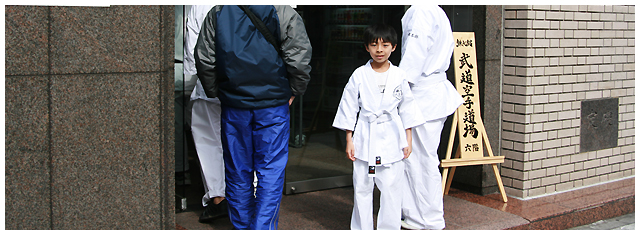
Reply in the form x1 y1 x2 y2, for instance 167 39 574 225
213 197 225 205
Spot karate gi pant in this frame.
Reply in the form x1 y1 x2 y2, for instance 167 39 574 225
401 117 447 230
221 103 289 230
190 99 225 206
352 159 404 230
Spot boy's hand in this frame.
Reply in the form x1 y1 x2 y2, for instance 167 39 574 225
346 141 356 161
403 145 412 159
404 128 412 159
345 130 356 161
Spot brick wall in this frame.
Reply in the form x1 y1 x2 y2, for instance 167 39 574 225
501 5 635 198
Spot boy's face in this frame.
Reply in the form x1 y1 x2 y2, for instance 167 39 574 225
365 38 396 65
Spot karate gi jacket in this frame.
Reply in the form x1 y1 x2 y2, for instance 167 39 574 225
333 60 426 168
400 5 463 121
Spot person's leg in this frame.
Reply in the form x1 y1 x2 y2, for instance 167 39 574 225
251 103 289 229
220 105 255 229
375 161 404 230
191 99 227 222
401 117 446 230
351 159 375 230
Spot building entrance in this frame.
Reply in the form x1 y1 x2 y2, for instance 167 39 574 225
173 5 477 209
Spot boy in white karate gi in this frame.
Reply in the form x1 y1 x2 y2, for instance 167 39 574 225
399 5 464 230
333 24 425 230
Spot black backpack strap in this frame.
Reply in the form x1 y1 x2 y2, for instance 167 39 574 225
239 5 282 57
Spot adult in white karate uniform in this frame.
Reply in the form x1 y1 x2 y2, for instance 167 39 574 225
399 5 464 230
333 24 426 230
184 5 228 223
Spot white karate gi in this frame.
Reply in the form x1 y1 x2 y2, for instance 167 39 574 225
399 5 464 230
333 60 425 230
184 5 225 206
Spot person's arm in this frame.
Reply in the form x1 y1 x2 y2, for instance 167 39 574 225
194 7 219 99
346 130 356 161
184 5 214 76
399 7 434 85
275 5 312 96
403 128 412 159
332 69 361 161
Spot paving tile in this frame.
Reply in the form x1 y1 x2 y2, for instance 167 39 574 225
442 196 528 230
616 212 636 224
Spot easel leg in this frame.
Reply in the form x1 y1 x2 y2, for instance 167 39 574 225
441 110 458 195
491 164 508 202
444 166 456 195
443 146 461 195
441 168 449 194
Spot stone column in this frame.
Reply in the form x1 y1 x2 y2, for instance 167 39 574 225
5 5 176 229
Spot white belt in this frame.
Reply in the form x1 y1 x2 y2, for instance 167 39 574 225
361 110 395 177
411 72 447 88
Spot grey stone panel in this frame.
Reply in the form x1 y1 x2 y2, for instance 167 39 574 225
49 6 161 74
484 60 503 155
5 5 176 229
484 6 504 60
50 73 162 229
5 6 50 76
5 76 51 229
580 98 619 152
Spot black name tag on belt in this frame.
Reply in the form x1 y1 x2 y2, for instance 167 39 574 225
375 156 381 165
368 166 375 174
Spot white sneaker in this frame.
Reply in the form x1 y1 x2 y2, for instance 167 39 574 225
401 220 421 230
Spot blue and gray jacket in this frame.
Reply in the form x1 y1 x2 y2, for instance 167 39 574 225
195 5 312 109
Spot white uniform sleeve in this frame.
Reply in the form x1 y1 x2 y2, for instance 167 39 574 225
332 74 360 131
399 5 453 84
184 5 214 76
397 78 426 129
399 7 433 84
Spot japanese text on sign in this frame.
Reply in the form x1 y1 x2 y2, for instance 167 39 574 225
453 32 484 158
456 39 473 47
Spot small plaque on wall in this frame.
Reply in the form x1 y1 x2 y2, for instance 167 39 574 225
580 98 618 152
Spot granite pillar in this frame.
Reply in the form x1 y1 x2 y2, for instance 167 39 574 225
5 5 176 229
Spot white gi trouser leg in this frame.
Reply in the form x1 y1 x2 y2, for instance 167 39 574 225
401 117 447 230
352 159 404 230
190 99 225 206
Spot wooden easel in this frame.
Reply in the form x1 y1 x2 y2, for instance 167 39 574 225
440 32 507 202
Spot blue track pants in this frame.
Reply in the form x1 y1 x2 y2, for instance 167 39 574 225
221 103 289 230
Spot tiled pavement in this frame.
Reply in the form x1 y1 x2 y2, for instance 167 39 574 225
567 212 634 230
176 177 634 230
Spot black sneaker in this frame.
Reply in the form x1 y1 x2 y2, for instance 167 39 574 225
199 199 228 223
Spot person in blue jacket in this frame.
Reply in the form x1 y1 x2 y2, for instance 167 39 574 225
194 5 312 230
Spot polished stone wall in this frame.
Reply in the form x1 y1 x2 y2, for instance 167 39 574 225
5 5 176 229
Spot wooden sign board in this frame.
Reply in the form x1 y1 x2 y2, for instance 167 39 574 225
452 32 484 159
440 32 507 202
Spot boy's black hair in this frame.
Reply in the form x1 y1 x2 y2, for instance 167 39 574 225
363 23 397 47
